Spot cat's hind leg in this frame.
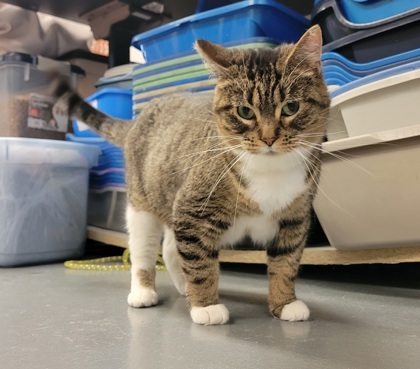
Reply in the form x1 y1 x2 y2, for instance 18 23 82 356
126 205 163 308
162 226 186 296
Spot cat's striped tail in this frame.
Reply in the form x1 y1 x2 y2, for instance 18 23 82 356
52 78 133 147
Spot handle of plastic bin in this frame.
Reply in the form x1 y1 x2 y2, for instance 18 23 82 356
323 124 420 153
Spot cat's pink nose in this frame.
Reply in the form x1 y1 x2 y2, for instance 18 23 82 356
261 137 277 146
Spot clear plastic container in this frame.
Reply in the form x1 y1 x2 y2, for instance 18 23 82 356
0 138 100 267
0 52 84 140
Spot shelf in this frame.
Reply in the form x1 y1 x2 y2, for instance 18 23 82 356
87 226 420 265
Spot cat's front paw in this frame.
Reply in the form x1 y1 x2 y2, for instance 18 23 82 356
271 300 310 321
127 288 158 308
190 304 229 325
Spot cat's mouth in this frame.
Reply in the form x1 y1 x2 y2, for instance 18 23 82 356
260 146 277 156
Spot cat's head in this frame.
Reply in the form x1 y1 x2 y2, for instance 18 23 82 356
196 25 330 156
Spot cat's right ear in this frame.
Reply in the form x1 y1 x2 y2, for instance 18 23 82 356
195 40 233 75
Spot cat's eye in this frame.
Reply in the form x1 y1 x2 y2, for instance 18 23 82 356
282 102 300 116
237 106 255 120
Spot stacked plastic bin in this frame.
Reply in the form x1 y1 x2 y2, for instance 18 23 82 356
131 0 310 116
0 53 101 265
312 0 420 250
67 88 132 232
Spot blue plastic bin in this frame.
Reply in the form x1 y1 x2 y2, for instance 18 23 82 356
321 47 420 87
72 88 133 138
339 0 420 24
66 134 125 169
329 59 420 98
313 0 420 26
132 0 309 62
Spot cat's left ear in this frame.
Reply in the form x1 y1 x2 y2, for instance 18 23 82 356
284 25 323 73
195 39 233 75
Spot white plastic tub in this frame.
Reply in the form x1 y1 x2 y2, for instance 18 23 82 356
314 124 420 250
0 138 100 266
327 67 420 141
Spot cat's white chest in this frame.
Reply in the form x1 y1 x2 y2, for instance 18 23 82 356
220 150 308 247
242 150 308 214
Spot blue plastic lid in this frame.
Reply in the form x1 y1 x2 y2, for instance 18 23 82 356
85 88 132 103
132 0 309 46
133 37 280 76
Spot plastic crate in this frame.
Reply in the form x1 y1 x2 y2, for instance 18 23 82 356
326 61 420 141
339 0 420 25
312 1 420 62
0 138 100 266
66 134 125 190
320 11 420 63
132 0 309 62
322 48 420 87
314 124 420 250
313 1 420 29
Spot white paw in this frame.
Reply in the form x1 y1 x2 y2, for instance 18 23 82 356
280 300 310 321
127 288 158 308
190 304 229 325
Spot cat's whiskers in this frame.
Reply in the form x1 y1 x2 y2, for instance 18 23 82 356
294 148 355 218
297 145 323 166
288 150 319 198
189 135 235 142
184 137 243 175
297 140 373 177
188 141 239 162
295 132 326 138
178 138 239 159
298 145 337 198
189 117 215 125
179 143 242 161
199 151 247 214
233 152 252 226
172 144 243 176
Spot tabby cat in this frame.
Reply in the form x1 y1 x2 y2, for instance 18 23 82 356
54 25 330 325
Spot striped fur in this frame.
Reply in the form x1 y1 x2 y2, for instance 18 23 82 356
53 79 132 146
53 25 330 325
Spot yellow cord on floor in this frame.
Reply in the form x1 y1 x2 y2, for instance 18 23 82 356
64 249 166 271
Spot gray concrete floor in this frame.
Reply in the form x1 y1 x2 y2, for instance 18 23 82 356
1 260 419 369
